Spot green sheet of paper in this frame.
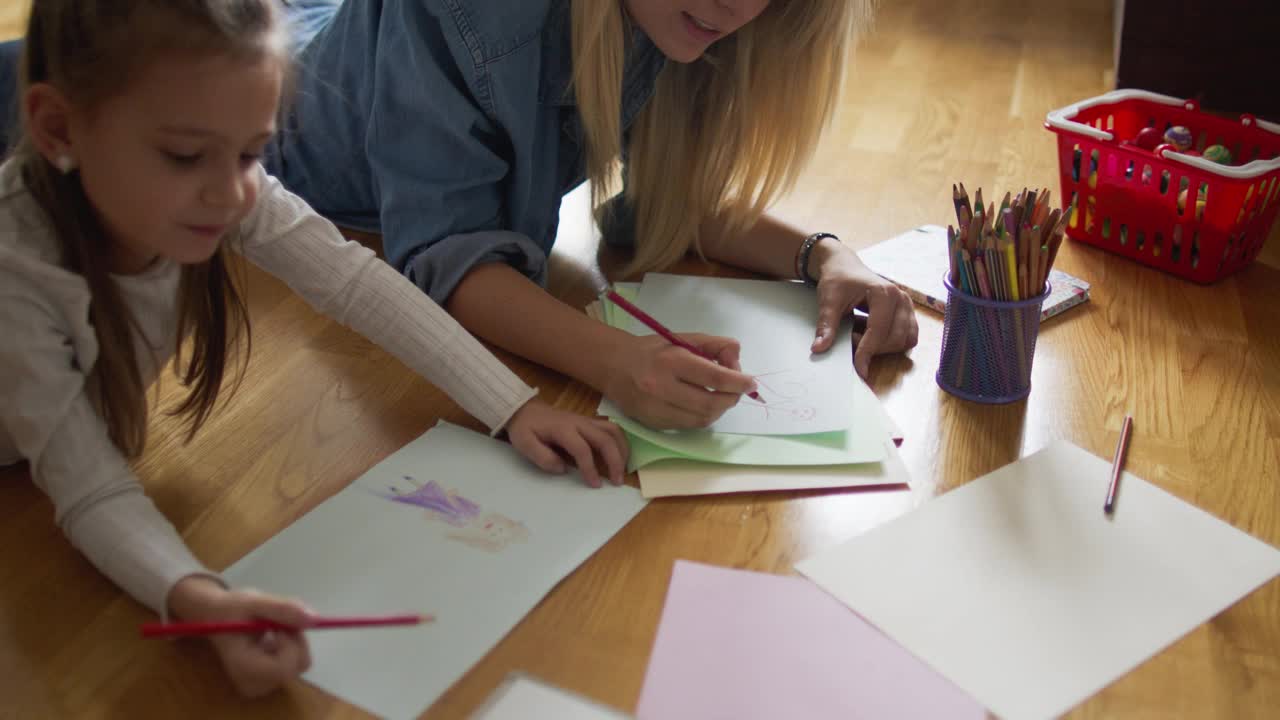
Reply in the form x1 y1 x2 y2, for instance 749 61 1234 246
599 280 887 471
614 409 886 470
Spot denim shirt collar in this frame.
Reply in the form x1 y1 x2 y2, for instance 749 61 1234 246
538 1 667 127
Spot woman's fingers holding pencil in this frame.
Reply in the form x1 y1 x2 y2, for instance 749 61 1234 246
669 334 753 391
605 334 755 429
682 333 743 372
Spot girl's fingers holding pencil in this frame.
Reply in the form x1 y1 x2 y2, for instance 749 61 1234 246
232 591 317 630
200 588 315 697
258 629 280 653
214 631 311 697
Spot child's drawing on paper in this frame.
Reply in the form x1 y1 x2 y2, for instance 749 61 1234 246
741 369 818 422
376 476 531 553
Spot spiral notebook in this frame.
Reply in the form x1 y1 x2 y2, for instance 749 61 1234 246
858 225 1091 321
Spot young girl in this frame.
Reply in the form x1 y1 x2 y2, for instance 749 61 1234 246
264 0 919 429
0 0 628 698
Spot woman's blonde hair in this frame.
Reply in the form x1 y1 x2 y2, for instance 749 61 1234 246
14 0 286 457
572 0 875 275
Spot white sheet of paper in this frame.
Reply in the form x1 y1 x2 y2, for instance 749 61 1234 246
637 439 909 498
472 674 631 720
796 441 1280 720
604 274 856 436
224 422 649 720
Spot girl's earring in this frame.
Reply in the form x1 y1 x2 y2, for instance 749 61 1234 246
54 155 76 174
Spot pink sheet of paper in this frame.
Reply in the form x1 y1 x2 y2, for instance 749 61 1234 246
636 561 985 720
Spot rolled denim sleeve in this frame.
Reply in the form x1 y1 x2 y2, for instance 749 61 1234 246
366 3 548 306
404 229 548 307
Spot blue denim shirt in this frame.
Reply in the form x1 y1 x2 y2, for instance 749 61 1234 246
268 0 667 305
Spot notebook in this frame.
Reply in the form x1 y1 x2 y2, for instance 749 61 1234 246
858 225 1091 321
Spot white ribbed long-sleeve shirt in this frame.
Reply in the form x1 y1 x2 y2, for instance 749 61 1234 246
0 159 537 616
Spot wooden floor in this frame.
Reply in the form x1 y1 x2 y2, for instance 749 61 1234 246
2 0 1278 718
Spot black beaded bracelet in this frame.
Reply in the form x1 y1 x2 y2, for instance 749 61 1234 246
795 232 840 287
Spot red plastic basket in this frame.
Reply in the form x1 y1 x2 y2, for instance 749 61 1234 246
1045 90 1280 283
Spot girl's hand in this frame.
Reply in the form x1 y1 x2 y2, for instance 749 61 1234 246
167 576 314 698
603 333 757 430
504 400 631 488
809 240 919 378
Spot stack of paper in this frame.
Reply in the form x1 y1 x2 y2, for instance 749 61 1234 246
586 275 909 497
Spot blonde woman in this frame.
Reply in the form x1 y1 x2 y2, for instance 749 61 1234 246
274 0 919 429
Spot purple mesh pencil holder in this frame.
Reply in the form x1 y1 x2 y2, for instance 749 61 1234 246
936 273 1051 404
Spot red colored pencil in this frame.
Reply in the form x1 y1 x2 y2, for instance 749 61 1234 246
140 613 432 639
605 290 763 402
1104 416 1133 514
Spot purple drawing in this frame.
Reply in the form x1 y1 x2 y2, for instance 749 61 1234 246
375 476 530 553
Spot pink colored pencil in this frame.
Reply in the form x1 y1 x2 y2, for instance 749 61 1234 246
1104 415 1134 514
140 613 432 638
605 290 763 402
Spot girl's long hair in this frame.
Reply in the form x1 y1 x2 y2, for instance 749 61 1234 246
13 0 284 456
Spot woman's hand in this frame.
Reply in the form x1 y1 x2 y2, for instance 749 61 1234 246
603 333 757 430
166 576 314 698
809 239 918 378
504 400 631 488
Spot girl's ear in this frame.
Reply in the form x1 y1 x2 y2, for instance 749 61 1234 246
25 82 78 172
